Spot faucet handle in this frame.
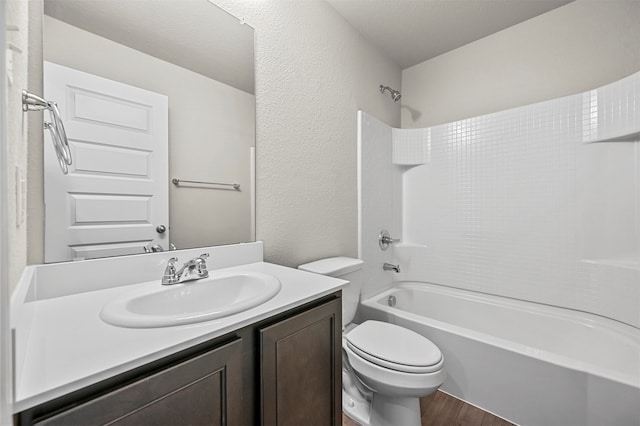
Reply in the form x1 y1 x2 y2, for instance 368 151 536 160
162 257 179 285
379 229 400 250
195 253 210 276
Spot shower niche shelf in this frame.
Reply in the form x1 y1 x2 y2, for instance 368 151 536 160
581 257 640 273
585 129 640 144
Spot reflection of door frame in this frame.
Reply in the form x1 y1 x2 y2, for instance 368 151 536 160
44 61 169 262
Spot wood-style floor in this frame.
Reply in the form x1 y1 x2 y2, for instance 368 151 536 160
342 391 514 426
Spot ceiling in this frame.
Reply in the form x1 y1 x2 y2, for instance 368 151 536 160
325 0 573 69
44 0 255 94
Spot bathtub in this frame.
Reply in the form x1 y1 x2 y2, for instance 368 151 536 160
359 282 640 426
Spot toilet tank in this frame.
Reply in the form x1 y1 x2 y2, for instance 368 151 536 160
298 257 363 327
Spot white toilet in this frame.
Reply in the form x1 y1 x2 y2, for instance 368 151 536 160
299 257 445 426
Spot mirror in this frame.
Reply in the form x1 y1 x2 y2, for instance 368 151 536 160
36 0 255 262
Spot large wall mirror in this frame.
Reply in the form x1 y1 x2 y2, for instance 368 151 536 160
36 0 255 263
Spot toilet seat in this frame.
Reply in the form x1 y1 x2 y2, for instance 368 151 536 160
345 321 443 373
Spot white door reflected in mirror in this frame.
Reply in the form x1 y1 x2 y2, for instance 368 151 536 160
44 61 169 262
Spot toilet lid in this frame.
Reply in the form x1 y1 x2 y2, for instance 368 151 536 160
345 321 443 373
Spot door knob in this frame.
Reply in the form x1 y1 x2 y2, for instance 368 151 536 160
156 225 167 234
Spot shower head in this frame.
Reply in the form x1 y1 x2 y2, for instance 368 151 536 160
379 85 401 102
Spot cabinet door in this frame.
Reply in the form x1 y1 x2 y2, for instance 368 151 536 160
37 339 243 426
260 297 342 426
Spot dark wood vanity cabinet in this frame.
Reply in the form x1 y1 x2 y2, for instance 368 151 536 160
36 339 243 426
16 293 342 426
260 297 342 426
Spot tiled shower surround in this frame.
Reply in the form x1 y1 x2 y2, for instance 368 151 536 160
399 72 640 328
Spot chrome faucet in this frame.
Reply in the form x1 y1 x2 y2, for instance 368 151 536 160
383 263 400 273
145 244 164 253
162 253 210 285
145 243 176 253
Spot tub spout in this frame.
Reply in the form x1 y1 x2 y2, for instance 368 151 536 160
383 263 400 273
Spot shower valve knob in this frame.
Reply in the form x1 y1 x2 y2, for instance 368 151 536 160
378 229 399 250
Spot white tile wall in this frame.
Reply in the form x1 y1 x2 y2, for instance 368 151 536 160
582 72 640 143
401 71 640 328
392 127 430 165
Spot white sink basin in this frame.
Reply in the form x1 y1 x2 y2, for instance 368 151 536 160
100 271 282 328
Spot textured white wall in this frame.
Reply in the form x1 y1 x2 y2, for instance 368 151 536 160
6 0 31 294
26 0 43 267
401 0 640 128
214 0 401 267
0 3 11 423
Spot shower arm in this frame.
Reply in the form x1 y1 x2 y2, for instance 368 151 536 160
379 85 401 102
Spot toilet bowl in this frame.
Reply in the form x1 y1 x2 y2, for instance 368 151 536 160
299 257 446 426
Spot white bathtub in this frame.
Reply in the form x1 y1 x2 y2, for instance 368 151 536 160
359 282 640 426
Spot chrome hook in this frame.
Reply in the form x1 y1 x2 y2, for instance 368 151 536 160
22 89 72 174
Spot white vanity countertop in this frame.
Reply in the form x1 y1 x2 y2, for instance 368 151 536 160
12 259 347 412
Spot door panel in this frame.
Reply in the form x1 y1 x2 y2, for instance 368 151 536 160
72 141 151 177
71 194 151 223
71 89 152 131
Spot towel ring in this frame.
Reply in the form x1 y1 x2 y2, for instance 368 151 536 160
22 90 72 174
